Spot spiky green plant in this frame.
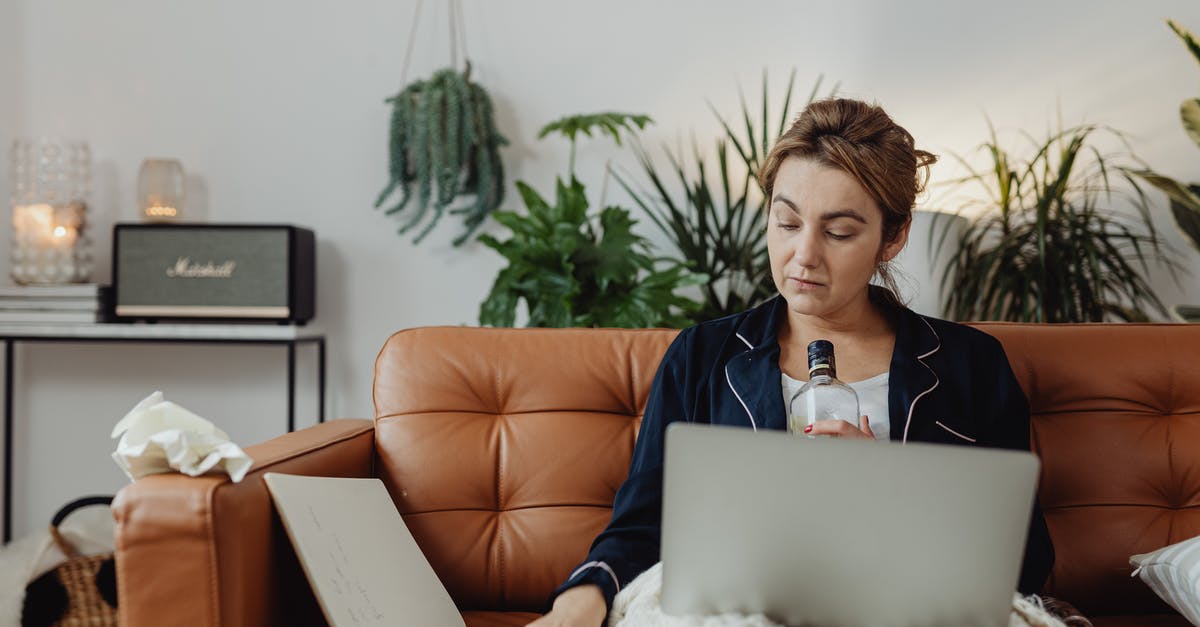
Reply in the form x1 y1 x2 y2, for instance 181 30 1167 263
616 71 836 322
375 66 507 245
941 122 1178 322
1134 19 1200 255
478 112 705 328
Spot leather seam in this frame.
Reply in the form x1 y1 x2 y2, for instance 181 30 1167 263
402 503 617 515
495 419 506 604
498 513 507 606
629 343 640 416
1165 332 1179 512
250 423 374 469
1043 503 1200 511
376 408 644 420
204 481 221 626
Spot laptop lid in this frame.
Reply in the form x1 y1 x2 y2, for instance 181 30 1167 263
661 423 1039 627
264 473 466 627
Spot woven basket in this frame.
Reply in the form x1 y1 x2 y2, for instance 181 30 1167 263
22 496 117 627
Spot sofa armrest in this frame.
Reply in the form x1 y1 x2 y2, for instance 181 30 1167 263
113 418 375 627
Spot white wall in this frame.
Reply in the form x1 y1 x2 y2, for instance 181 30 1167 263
3 0 1199 537
1 0 20 213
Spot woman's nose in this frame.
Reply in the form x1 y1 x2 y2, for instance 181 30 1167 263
793 229 822 268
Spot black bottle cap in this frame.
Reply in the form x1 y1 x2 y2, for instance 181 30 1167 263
807 339 834 363
807 339 837 376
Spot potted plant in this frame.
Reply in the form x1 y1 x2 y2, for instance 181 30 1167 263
478 113 705 328
939 121 1179 322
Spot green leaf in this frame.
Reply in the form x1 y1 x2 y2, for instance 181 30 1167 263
1172 196 1200 252
537 112 654 147
555 177 590 226
515 181 551 218
1169 19 1200 69
479 267 521 327
1133 170 1200 208
1182 98 1200 149
593 206 645 291
1131 170 1200 254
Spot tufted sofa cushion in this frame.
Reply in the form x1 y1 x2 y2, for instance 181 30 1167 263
977 323 1200 617
373 326 678 612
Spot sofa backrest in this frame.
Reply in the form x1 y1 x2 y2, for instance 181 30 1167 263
373 326 677 612
374 323 1200 616
975 323 1200 616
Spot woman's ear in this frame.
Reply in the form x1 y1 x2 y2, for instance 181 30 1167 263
880 217 911 262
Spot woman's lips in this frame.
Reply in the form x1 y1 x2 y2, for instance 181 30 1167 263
790 278 825 290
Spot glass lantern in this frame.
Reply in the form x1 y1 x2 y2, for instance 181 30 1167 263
9 138 94 285
137 158 185 222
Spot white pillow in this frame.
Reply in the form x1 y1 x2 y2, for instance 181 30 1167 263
1130 535 1200 624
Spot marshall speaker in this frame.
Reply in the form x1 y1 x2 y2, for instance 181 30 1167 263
112 223 315 323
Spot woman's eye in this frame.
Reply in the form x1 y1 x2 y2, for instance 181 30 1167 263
827 232 852 240
776 222 799 231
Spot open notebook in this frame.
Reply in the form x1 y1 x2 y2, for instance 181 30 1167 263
263 473 466 627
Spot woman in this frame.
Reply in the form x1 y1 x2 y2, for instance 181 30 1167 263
531 98 1055 626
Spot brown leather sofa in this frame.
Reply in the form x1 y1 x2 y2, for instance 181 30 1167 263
113 323 1200 626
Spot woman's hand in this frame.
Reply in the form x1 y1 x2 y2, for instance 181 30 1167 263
526 584 606 626
803 415 875 440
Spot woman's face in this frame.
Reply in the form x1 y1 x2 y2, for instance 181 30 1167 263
766 157 906 319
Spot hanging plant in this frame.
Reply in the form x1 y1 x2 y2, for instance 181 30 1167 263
375 64 507 245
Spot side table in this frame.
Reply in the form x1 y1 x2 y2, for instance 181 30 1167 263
0 322 326 543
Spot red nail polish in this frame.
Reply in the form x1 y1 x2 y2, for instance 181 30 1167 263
803 424 812 433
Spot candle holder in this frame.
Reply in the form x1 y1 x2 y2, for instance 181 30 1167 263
9 138 94 285
137 158 185 222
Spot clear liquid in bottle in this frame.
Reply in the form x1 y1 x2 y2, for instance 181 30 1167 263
788 339 860 436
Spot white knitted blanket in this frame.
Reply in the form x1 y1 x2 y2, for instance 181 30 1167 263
608 562 1067 627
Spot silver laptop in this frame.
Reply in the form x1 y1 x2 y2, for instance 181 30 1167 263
661 423 1040 627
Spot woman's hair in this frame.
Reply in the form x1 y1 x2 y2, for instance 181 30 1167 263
758 98 937 308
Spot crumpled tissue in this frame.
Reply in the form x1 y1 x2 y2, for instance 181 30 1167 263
111 391 253 482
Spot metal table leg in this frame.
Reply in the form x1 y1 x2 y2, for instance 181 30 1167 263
287 341 296 433
318 338 326 423
3 340 12 544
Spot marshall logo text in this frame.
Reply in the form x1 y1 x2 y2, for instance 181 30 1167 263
166 257 237 279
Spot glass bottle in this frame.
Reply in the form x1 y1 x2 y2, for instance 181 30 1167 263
787 340 861 436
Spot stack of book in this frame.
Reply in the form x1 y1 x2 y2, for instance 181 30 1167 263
0 284 111 324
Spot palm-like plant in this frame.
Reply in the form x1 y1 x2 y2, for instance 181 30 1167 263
941 123 1178 322
616 72 836 322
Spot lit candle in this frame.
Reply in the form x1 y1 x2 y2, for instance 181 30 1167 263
11 202 82 283
50 224 78 247
145 203 179 218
